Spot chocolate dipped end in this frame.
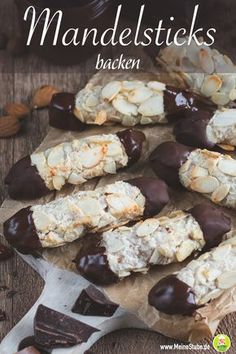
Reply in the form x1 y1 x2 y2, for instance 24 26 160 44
174 110 215 149
5 156 50 200
149 141 192 188
127 177 169 217
72 285 118 317
117 129 145 165
3 207 42 254
164 86 215 121
75 234 118 286
49 92 87 131
148 275 197 316
189 204 231 250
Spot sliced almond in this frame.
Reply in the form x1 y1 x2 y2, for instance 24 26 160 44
106 195 137 214
31 153 47 171
112 95 138 116
176 240 195 262
136 219 159 237
199 289 223 305
133 267 149 273
200 75 222 97
109 238 124 253
47 146 65 168
191 166 208 179
127 87 153 104
52 175 65 190
101 81 122 101
68 172 86 185
229 89 236 101
33 210 55 231
212 109 236 127
103 160 117 174
217 271 236 289
212 244 232 260
147 81 166 91
212 92 230 106
122 81 144 91
149 248 160 264
138 95 164 116
199 48 215 74
218 158 236 176
217 144 235 152
79 146 103 169
190 176 219 194
107 142 123 157
85 93 99 107
211 184 230 203
95 110 107 125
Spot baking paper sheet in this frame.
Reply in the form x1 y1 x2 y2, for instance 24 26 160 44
1 69 236 353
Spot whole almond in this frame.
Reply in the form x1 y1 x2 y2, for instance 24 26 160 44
4 102 31 118
0 116 21 138
32 85 60 109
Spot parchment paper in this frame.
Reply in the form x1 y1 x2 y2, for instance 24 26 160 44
1 70 236 353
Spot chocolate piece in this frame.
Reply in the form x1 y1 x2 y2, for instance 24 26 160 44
49 92 87 131
173 110 215 149
0 242 14 261
164 86 215 120
149 141 192 188
3 207 42 254
74 234 118 286
16 347 41 354
5 156 50 200
34 304 99 348
72 285 118 317
117 129 145 165
148 275 197 316
18 336 50 354
189 204 231 250
127 177 169 217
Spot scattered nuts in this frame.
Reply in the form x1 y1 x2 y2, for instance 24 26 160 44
4 102 31 118
0 116 21 138
32 85 60 109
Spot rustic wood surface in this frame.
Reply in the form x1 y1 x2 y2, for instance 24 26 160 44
0 1 236 353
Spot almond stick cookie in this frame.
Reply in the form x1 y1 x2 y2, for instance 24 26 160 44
149 236 236 316
5 129 145 200
174 108 236 150
4 177 169 253
150 141 236 209
75 203 230 285
49 80 213 130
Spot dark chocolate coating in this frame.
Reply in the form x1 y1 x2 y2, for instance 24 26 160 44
117 129 145 165
174 110 215 149
34 304 99 348
164 86 215 121
0 242 14 261
189 204 231 250
5 156 50 200
127 177 169 217
72 285 118 317
49 92 87 131
149 141 192 188
74 234 118 286
148 275 197 316
3 207 42 254
18 336 50 354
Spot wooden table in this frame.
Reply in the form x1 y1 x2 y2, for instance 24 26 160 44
0 1 236 352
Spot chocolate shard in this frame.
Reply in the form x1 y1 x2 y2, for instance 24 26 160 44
49 92 87 131
148 275 197 316
127 177 169 217
72 285 118 317
18 336 50 354
173 110 215 149
189 204 231 250
3 207 42 254
149 141 192 188
5 156 50 200
0 242 14 261
16 347 41 354
117 129 145 165
34 305 99 348
74 234 118 286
